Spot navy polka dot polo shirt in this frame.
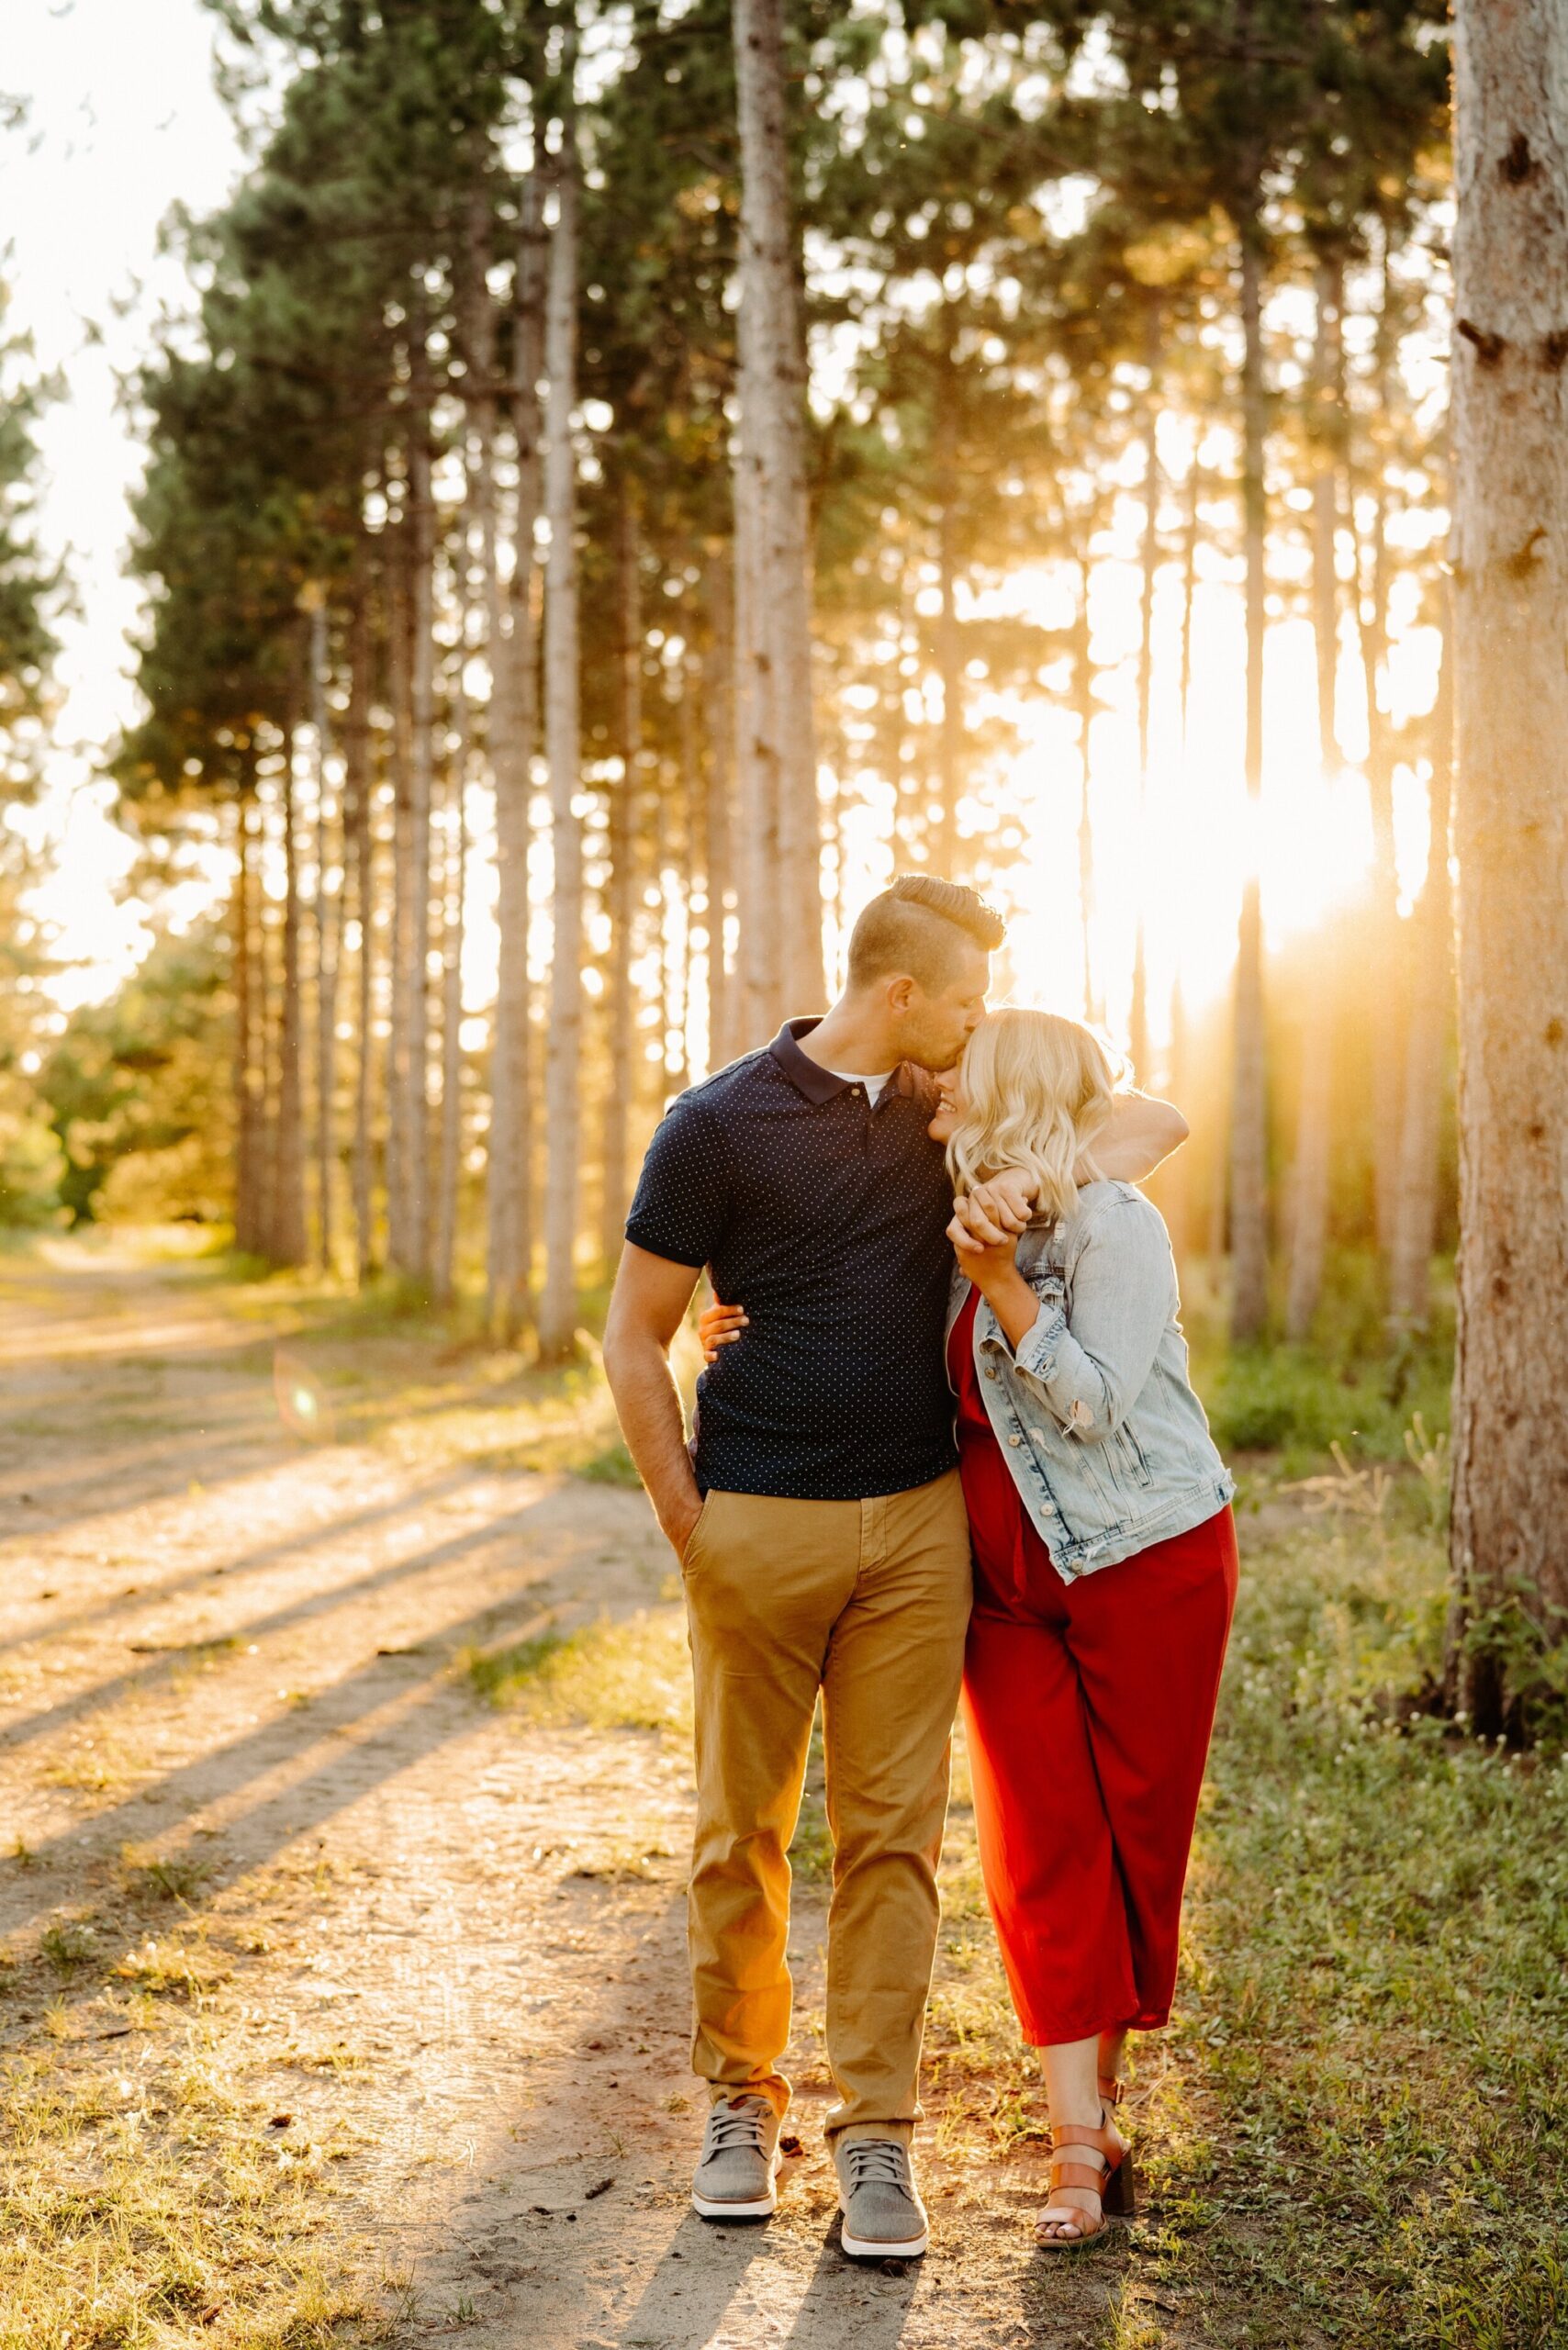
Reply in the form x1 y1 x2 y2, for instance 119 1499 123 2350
624 1017 959 1502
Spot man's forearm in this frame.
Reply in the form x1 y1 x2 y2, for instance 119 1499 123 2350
1094 1091 1188 1182
603 1334 702 1550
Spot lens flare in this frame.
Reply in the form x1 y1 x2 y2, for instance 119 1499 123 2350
273 1348 332 1445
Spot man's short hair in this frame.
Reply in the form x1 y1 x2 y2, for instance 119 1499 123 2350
846 873 1007 994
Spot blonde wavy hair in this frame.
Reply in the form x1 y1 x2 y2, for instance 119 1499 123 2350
945 1009 1121 1228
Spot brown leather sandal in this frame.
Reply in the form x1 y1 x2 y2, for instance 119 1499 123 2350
1034 2087 1135 2250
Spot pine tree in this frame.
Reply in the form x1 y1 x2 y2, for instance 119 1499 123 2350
1446 0 1568 1736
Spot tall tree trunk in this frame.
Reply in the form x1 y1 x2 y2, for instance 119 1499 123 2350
1179 453 1201 752
398 382 436 1288
672 682 697 1094
890 588 921 867
307 592 340 1275
255 778 280 1259
538 106 584 1364
232 767 262 1256
731 387 780 1041
486 169 545 1343
273 711 308 1269
733 0 823 1016
1129 302 1160 1080
705 552 737 1069
1229 226 1271 1342
1072 556 1099 1024
934 341 962 880
1163 973 1193 1265
345 576 376 1282
1352 240 1404 1273
432 718 467 1310
600 476 640 1273
385 527 414 1270
1446 0 1568 1734
1285 260 1345 1342
1390 608 1453 1329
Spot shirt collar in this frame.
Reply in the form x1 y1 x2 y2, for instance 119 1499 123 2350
768 1017 850 1102
768 1017 917 1107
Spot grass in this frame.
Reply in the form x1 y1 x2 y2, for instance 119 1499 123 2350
463 1612 694 1738
1185 1248 1456 1475
0 1847 388 2350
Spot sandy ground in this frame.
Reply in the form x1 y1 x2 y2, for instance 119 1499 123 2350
0 1239 1170 2348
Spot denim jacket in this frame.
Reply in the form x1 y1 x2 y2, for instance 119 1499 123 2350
945 1181 1234 1581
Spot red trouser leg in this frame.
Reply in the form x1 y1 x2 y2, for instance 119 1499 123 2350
961 1508 1238 2045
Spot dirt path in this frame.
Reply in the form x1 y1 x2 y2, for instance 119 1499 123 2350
1 1240 1159 2349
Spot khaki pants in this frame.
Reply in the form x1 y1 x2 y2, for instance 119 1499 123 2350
681 1471 971 2139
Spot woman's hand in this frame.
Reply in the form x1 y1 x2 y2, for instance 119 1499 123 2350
949 1211 1041 1353
951 1170 1036 1246
697 1298 748 1365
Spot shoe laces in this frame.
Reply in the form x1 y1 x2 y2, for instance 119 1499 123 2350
704 2098 769 2156
844 2140 913 2199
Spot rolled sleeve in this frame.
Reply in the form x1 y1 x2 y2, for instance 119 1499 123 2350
985 1199 1175 1440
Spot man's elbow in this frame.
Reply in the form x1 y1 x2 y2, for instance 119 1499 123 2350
1153 1101 1190 1155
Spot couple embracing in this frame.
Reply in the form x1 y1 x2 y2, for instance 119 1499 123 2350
603 875 1236 2260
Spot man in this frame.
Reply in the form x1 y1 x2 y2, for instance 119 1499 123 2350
602 875 1185 2260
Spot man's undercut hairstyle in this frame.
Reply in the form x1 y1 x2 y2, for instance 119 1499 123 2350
846 873 1007 995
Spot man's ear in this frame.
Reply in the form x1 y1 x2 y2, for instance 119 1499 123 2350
886 974 917 1015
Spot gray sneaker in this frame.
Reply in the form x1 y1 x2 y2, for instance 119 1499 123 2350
834 2136 929 2259
691 2094 782 2220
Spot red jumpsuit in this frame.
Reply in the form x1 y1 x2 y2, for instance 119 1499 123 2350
949 1286 1238 2045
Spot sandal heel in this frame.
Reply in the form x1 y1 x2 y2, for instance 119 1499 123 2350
1101 2148 1137 2219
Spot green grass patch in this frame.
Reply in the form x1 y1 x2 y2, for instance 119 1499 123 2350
462 1609 693 1738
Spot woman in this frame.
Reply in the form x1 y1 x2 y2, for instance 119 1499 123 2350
702 1008 1235 2249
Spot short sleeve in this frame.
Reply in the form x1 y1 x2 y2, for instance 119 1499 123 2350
623 1091 730 1270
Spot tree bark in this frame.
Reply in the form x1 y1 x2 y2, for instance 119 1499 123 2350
272 712 308 1269
537 110 584 1364
1179 453 1200 752
600 477 641 1273
432 714 467 1311
397 377 436 1289
1071 556 1099 1025
934 341 962 881
307 593 340 1276
733 0 823 1016
705 550 737 1069
1447 0 1568 1732
1352 242 1404 1272
1129 302 1160 1081
345 576 376 1283
731 374 780 1044
1229 228 1271 1342
232 766 262 1256
385 524 415 1272
486 168 545 1343
1389 607 1453 1329
1285 261 1344 1342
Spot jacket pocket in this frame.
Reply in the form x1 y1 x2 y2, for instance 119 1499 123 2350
1111 1423 1153 1490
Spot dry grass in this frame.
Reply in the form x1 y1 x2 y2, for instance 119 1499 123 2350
0 1887 388 2350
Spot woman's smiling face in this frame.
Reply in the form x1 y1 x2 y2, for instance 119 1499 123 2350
926 1064 968 1145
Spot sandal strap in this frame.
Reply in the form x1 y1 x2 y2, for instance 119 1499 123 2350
1098 2075 1126 2108
1049 2157 1109 2196
1037 2199 1106 2241
1049 2121 1119 2162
